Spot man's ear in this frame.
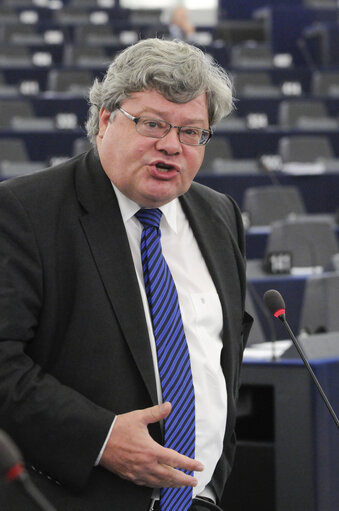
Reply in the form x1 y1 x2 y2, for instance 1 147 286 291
97 107 111 138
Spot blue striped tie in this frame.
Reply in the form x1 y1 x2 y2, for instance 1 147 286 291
135 208 195 511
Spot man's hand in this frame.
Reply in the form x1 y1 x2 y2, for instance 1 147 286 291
99 402 203 488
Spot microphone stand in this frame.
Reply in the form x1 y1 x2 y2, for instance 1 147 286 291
17 471 58 511
0 430 58 511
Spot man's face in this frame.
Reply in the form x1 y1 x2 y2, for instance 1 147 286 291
96 89 209 208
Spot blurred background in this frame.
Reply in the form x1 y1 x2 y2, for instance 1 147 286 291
0 1 338 510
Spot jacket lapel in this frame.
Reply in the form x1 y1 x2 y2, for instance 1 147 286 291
179 184 246 428
75 151 158 406
180 186 241 338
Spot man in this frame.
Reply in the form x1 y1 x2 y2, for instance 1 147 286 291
164 6 196 41
0 38 252 510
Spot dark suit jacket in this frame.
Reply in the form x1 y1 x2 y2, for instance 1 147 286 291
0 150 251 511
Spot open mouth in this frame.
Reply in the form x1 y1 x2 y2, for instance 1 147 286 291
155 162 175 172
155 161 178 173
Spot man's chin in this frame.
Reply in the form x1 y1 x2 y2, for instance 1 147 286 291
137 185 180 208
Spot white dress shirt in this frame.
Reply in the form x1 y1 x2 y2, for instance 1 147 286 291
112 185 227 499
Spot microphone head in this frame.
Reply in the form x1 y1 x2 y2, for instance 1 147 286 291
0 430 23 477
263 289 286 318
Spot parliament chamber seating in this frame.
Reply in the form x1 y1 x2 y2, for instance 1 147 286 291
299 272 339 334
1 0 339 336
277 98 338 130
311 69 339 96
242 185 306 226
264 215 339 269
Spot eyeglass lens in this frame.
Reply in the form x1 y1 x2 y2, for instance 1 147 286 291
136 117 209 146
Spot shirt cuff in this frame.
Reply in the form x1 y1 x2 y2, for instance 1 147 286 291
94 416 117 466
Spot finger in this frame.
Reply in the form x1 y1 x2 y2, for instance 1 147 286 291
138 462 199 489
158 464 199 487
132 469 197 489
159 448 204 473
140 402 172 425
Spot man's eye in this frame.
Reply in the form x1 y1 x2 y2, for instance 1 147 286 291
143 120 164 129
182 128 199 136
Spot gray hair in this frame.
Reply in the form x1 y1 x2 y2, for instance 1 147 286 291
86 38 233 144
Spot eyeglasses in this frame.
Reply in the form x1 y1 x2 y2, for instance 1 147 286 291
117 107 212 146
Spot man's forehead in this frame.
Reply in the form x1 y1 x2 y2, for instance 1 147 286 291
121 90 208 119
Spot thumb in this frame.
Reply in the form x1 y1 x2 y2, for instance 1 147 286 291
141 402 172 425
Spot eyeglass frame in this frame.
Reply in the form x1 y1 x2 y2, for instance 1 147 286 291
116 107 213 146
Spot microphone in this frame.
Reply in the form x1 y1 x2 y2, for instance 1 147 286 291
296 36 317 72
0 430 58 511
246 281 277 360
263 289 339 429
257 155 282 187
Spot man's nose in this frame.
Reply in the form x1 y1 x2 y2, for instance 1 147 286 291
155 127 182 154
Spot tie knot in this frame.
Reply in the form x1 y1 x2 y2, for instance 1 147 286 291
135 208 162 229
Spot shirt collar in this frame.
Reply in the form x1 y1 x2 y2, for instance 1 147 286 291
112 184 178 233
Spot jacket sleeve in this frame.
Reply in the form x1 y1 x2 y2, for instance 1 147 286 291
0 185 115 490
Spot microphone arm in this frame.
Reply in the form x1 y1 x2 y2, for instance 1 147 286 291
257 155 282 186
0 430 58 511
263 289 339 429
278 314 339 429
297 36 317 72
15 470 58 511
